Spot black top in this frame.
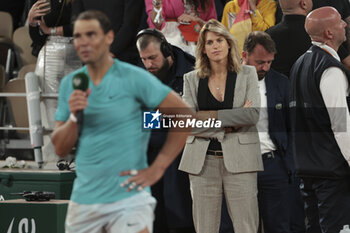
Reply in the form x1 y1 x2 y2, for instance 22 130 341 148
71 0 145 64
198 72 237 151
206 86 226 151
266 14 311 77
160 46 195 94
29 0 72 56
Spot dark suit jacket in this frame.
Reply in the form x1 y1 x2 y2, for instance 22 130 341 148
71 0 144 64
265 68 293 172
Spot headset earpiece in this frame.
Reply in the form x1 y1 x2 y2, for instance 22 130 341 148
136 29 173 58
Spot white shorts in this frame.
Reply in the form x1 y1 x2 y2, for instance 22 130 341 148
65 192 156 233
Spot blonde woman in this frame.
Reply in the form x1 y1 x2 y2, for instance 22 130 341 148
179 19 262 233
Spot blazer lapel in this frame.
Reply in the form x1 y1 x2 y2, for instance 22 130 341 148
224 72 237 109
197 77 209 110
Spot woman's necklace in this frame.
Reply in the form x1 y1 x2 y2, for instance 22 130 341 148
210 75 226 91
209 76 226 102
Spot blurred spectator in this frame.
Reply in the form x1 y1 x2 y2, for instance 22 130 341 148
136 28 195 233
146 0 217 29
28 0 81 162
71 0 144 65
221 0 276 53
266 0 312 77
28 0 79 108
28 0 73 56
145 0 217 55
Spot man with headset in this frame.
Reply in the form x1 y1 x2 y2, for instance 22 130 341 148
136 29 196 233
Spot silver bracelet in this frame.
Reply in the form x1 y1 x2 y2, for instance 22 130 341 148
29 22 39 27
50 27 56 36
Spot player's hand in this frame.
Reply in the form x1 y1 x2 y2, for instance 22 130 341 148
68 88 91 115
119 165 165 192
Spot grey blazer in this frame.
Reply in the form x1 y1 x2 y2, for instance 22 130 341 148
179 65 264 174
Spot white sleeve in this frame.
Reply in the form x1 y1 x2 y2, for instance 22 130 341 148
320 67 350 166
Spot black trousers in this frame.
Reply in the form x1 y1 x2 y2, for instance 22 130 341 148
300 177 350 233
257 151 291 233
289 176 306 233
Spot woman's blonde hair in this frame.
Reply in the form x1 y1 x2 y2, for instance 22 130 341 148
195 19 242 78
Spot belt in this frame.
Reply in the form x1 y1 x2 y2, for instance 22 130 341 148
207 150 223 158
262 150 277 159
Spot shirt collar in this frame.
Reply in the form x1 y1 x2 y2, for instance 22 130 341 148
312 41 340 61
258 76 266 89
282 14 306 23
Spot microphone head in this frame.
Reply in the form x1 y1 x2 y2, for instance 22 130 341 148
72 72 89 91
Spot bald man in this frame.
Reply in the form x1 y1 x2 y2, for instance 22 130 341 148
312 0 350 56
290 6 350 233
311 0 350 72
